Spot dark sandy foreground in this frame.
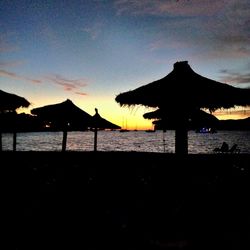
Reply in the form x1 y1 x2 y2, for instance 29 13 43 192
2 151 250 249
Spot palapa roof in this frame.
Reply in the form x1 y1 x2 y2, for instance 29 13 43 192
143 108 218 122
91 108 121 129
31 99 92 126
144 108 219 130
143 108 176 120
115 61 250 112
0 89 30 112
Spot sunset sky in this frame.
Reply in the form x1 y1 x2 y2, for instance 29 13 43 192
1 0 250 130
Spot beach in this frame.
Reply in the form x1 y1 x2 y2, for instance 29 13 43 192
3 151 250 249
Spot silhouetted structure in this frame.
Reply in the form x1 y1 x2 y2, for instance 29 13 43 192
218 117 250 130
31 99 92 151
143 108 219 131
0 89 30 112
0 113 46 133
0 89 30 151
91 108 121 151
116 61 250 154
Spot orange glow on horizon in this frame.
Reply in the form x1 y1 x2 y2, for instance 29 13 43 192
16 95 250 130
16 95 156 130
214 113 249 120
212 107 250 120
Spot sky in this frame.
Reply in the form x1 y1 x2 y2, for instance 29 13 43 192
1 0 250 130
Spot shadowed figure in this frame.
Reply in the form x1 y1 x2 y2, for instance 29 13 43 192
214 142 241 153
221 141 229 152
228 143 240 153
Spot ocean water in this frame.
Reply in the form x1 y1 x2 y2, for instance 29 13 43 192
1 130 250 154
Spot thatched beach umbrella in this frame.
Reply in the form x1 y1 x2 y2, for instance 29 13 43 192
31 99 92 151
115 61 250 154
143 108 219 131
0 89 30 112
91 108 121 151
0 89 30 151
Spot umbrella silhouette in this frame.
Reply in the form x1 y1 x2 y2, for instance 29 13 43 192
0 89 30 112
91 108 121 151
143 108 219 131
0 89 30 151
31 99 92 151
116 61 250 154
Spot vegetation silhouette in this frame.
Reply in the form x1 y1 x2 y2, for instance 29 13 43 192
116 61 250 155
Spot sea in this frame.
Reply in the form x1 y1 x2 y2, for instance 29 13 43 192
1 130 250 154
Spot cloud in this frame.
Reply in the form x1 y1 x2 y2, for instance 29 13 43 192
40 25 62 48
0 69 89 95
148 37 189 51
75 91 88 96
0 69 42 84
46 74 88 94
0 33 19 53
219 69 250 86
192 44 250 62
205 1 250 47
213 107 250 119
115 0 250 60
0 43 18 53
83 22 104 40
0 60 25 68
114 0 228 17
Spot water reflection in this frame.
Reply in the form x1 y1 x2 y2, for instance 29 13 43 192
1 130 250 154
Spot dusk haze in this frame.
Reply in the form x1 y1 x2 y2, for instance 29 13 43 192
1 0 250 130
1 1 250 249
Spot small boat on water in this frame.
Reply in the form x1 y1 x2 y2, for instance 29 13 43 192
120 117 129 132
195 127 217 133
145 129 155 133
120 129 130 132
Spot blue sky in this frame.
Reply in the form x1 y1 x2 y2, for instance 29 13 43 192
1 0 250 129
